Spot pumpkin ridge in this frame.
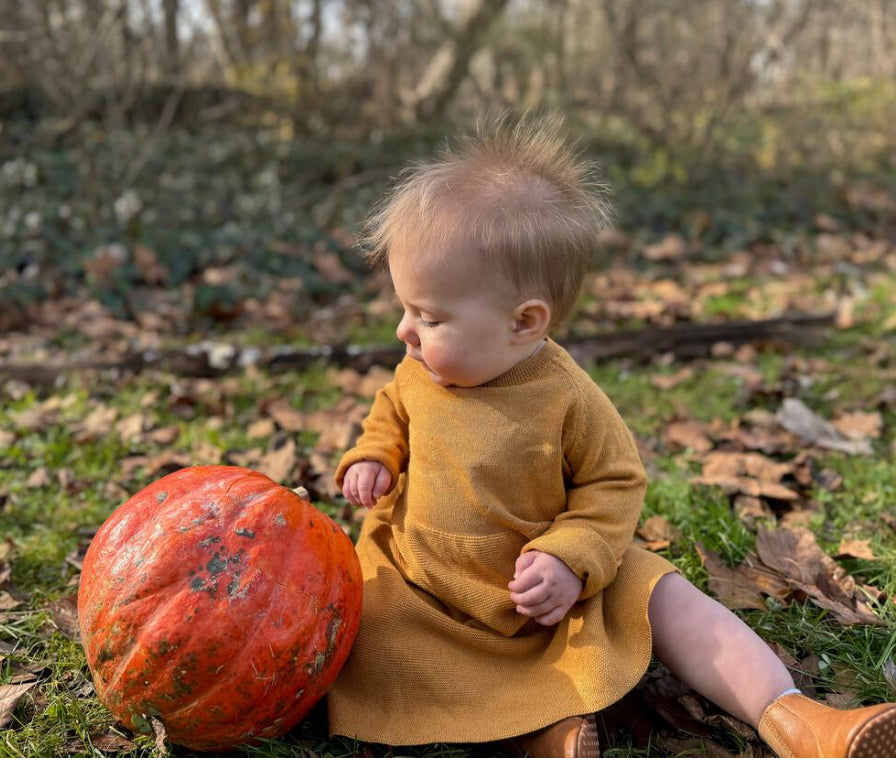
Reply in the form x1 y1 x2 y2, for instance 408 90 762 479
101 586 196 699
160 565 285 726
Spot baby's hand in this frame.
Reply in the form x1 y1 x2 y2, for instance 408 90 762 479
342 460 392 508
508 550 583 626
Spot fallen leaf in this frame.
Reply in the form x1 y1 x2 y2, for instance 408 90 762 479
313 251 355 284
26 467 51 489
665 421 713 453
696 543 789 611
75 404 118 443
883 659 896 694
650 368 694 390
47 594 80 639
257 434 296 484
90 732 136 754
115 413 145 442
776 398 872 455
733 495 771 525
832 410 882 440
768 643 818 697
248 418 276 439
329 366 395 398
756 526 880 626
693 452 800 501
643 233 688 262
826 691 859 709
0 676 38 729
265 398 307 432
133 244 169 286
150 716 168 755
836 538 876 561
635 516 681 551
0 591 22 611
147 425 179 446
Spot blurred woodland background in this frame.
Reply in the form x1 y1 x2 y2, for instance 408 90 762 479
2 0 896 325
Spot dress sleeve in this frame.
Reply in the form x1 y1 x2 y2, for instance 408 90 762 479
521 379 646 600
334 369 410 492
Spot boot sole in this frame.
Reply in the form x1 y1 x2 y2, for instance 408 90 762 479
849 705 896 757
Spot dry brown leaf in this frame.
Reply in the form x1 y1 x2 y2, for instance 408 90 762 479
832 411 882 440
651 368 694 390
75 404 118 443
836 538 875 561
90 732 136 754
133 244 169 286
696 543 768 610
733 495 772 525
768 642 818 697
778 509 815 528
0 591 22 612
776 399 872 455
115 412 145 442
265 398 307 432
635 516 681 551
313 251 355 284
257 435 296 484
329 366 395 398
643 233 688 262
0 677 38 729
147 425 179 446
696 543 789 611
883 659 896 694
46 594 80 639
693 452 800 501
248 418 276 439
26 466 51 489
665 421 713 453
756 526 880 626
193 441 223 465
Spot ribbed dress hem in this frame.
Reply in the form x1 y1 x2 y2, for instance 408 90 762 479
326 566 678 746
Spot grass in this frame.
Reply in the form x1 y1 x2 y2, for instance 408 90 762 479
2 320 895 757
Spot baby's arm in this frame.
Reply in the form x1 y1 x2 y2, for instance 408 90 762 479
517 380 646 603
334 367 410 504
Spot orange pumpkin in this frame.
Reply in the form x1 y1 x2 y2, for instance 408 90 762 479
78 465 362 750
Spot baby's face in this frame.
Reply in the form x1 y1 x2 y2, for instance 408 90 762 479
389 248 533 387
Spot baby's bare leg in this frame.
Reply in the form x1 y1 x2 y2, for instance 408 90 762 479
648 572 794 727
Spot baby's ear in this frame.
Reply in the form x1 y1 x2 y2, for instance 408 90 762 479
512 299 551 341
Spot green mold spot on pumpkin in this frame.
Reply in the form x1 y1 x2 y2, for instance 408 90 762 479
95 645 115 664
206 553 227 575
190 576 206 592
234 527 255 538
155 491 167 504
274 513 287 526
198 535 222 548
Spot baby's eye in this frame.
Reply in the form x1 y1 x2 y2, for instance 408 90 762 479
418 317 441 328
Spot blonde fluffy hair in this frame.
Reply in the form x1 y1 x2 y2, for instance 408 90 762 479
361 114 614 329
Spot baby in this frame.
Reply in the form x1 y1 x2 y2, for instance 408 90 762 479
326 116 895 756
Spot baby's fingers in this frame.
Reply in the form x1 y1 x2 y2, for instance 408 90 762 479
372 467 392 501
509 582 550 608
535 605 569 627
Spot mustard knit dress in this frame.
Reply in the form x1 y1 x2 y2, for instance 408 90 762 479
327 339 677 744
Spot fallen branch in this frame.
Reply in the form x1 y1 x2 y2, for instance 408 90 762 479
0 313 835 387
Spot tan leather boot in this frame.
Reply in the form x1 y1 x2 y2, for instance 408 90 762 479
758 693 896 757
502 714 600 758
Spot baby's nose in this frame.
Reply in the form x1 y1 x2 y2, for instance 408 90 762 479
396 314 419 346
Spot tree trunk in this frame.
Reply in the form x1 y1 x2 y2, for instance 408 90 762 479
410 0 511 122
163 0 180 75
